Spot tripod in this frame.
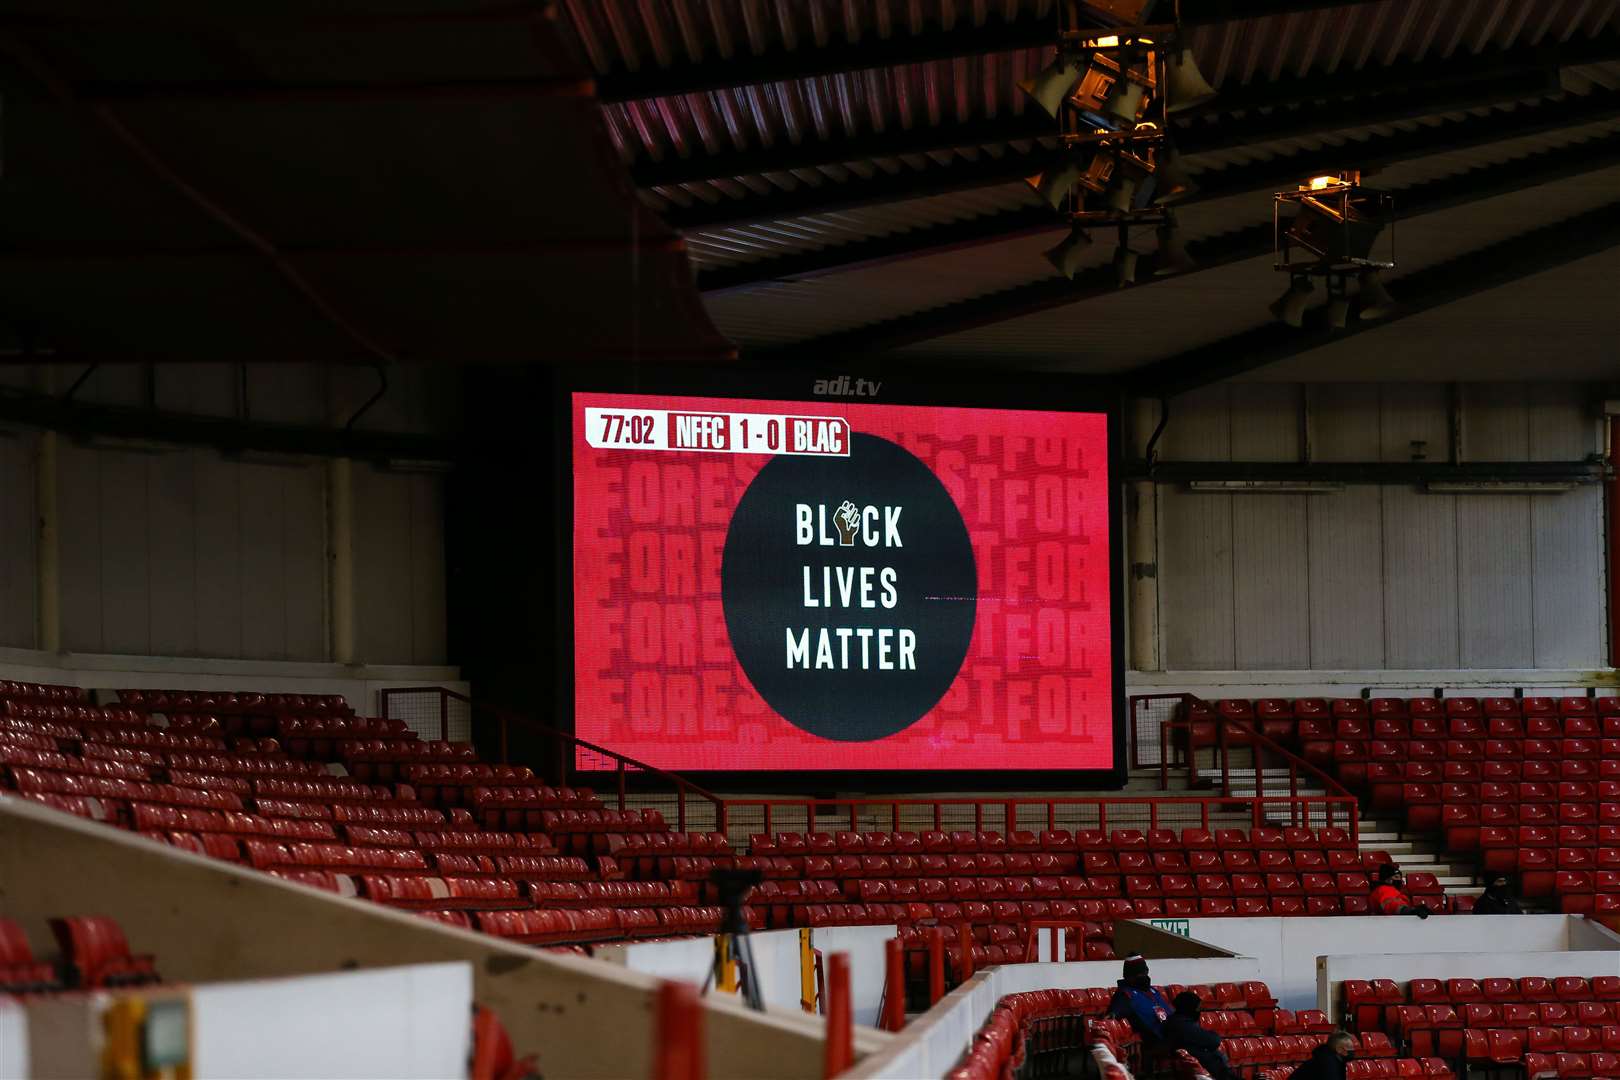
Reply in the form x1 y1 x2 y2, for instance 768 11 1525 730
702 868 765 1012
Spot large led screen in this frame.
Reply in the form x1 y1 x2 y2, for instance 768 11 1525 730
571 390 1116 773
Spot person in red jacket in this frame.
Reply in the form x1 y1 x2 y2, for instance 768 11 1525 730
1369 863 1430 917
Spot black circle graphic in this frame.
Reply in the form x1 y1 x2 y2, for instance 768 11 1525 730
721 432 977 741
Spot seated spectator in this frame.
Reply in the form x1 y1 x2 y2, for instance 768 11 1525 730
1369 864 1429 917
1163 991 1240 1080
1290 1031 1355 1080
1107 954 1171 1041
1472 872 1523 915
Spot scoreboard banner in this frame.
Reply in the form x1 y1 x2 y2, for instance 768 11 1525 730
571 390 1115 774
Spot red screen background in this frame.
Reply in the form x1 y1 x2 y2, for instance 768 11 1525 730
572 392 1115 772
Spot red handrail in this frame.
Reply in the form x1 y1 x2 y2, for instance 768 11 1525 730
714 792 1358 838
377 686 724 832
1143 691 1355 800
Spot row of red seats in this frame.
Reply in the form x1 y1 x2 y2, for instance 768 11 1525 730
1201 695 1613 724
1259 1061 1452 1080
9 767 244 811
402 763 537 785
1 681 86 703
1399 1010 1620 1058
954 989 1110 1080
252 777 396 802
1520 1050 1620 1078
1460 1027 1620 1067
277 716 410 741
118 689 351 714
0 917 56 993
747 826 1355 854
1305 716 1620 742
1345 977 1620 1030
1422 802 1620 833
60 724 226 752
839 870 1426 901
1371 760 1616 788
1083 850 1387 874
1404 779 1620 806
1228 1032 1393 1067
474 905 749 943
165 751 325 777
0 916 159 993
4 701 142 724
351 877 716 917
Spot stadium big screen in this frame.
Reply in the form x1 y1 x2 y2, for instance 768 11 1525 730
569 377 1123 783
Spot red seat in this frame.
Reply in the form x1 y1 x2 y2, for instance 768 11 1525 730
49 916 158 989
1557 977 1594 1000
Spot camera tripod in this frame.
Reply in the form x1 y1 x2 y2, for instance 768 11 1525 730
702 868 765 1012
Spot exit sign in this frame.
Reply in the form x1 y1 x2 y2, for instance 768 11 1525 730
1148 918 1191 938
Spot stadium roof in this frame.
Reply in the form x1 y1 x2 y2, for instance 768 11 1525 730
565 0 1620 385
0 3 731 369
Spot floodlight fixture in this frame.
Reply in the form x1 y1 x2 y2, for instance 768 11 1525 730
1044 225 1095 279
1164 47 1217 112
1269 276 1314 328
1153 216 1194 276
1358 270 1396 321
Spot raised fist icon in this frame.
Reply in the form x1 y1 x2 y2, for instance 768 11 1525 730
833 500 860 546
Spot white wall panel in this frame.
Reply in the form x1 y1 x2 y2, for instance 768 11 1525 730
58 441 105 653
0 432 38 648
1232 495 1311 668
58 447 330 662
1309 384 1382 461
354 466 448 666
1229 384 1301 461
1456 495 1534 667
194 453 246 659
146 450 199 657
1152 381 1604 672
1158 486 1236 670
98 449 152 655
1307 487 1385 668
1533 485 1606 667
1379 487 1461 668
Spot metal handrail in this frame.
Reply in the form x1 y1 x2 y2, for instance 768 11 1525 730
376 686 724 832
1146 691 1356 800
715 792 1358 838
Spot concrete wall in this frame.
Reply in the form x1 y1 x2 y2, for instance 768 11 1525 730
0 363 455 666
1140 382 1609 672
850 955 1265 1080
0 645 465 719
0 795 858 1080
599 923 897 1028
1172 915 1588 1011
21 963 473 1080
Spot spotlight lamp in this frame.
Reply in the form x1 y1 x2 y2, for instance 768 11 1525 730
1044 224 1095 279
1020 0 1212 282
1271 171 1395 327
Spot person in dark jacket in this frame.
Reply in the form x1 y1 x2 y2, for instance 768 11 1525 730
1163 991 1241 1080
1472 873 1524 915
1289 1032 1355 1080
1369 863 1430 917
1106 954 1172 1041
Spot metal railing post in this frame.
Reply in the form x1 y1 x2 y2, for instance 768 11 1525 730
927 928 945 1005
653 980 704 1080
439 687 449 744
823 953 853 1079
881 937 906 1031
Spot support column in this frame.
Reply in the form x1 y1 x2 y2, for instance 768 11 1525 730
35 431 60 653
1127 398 1162 672
328 456 355 664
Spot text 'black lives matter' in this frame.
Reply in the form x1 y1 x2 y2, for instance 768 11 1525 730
721 433 976 742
